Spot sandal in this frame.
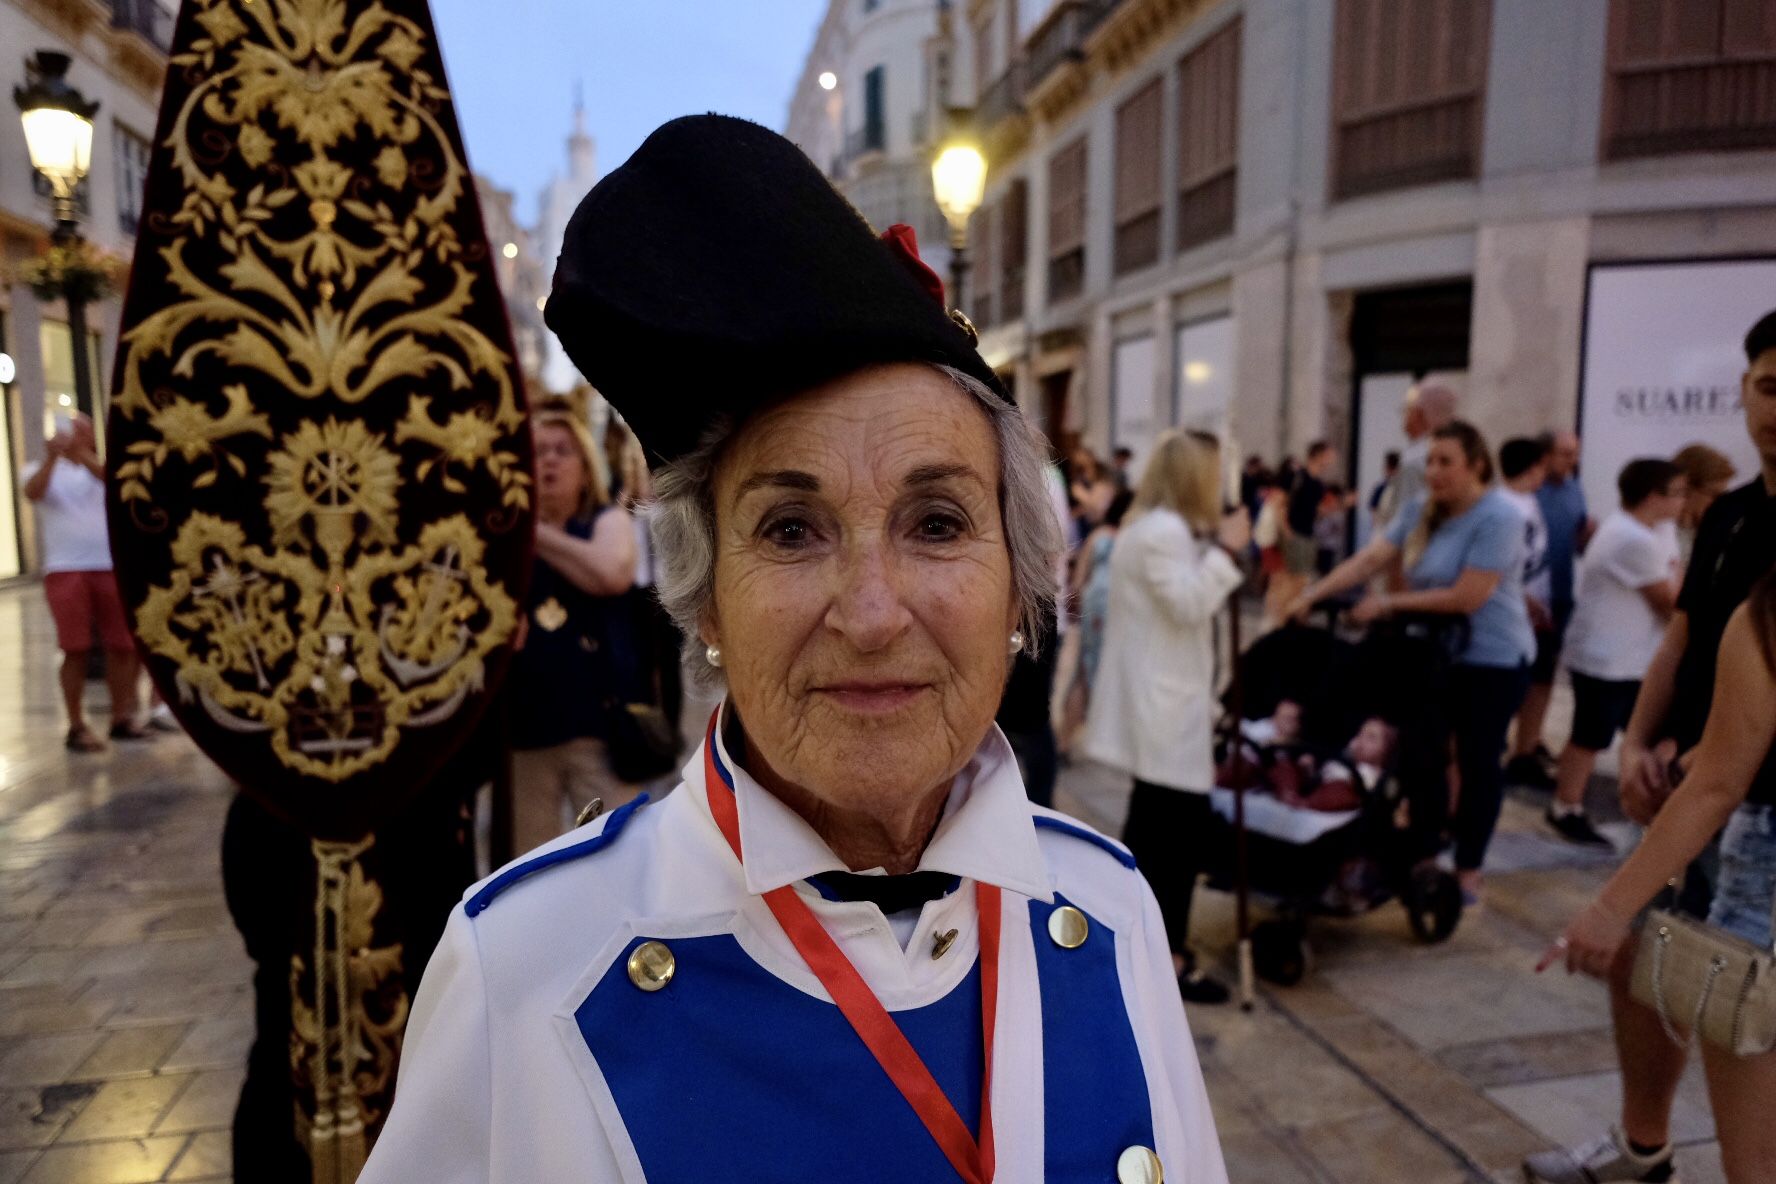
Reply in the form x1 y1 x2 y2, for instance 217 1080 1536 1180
108 720 153 742
65 727 106 753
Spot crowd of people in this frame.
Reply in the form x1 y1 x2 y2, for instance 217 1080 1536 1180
24 295 1775 1183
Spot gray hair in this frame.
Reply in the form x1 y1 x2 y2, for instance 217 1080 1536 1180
648 364 1062 692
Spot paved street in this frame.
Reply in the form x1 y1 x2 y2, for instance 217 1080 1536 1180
0 581 1727 1184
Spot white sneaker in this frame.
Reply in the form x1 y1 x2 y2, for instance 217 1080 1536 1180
1522 1127 1676 1183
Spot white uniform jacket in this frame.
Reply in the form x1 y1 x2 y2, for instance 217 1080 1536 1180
361 718 1228 1183
1082 508 1243 792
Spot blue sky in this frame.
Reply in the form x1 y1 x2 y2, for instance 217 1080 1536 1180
432 0 829 224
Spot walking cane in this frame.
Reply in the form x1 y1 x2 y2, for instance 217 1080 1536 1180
1225 596 1256 1011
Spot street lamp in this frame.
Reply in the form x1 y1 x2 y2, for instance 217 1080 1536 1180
15 51 101 421
931 130 986 315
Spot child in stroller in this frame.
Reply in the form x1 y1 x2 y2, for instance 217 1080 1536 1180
1205 622 1466 985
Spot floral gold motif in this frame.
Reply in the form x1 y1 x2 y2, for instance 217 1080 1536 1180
114 0 530 784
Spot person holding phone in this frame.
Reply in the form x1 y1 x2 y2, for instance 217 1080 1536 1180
22 413 148 751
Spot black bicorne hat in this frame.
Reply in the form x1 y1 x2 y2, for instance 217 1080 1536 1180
544 114 1010 466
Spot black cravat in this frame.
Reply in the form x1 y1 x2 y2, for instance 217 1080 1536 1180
807 870 961 914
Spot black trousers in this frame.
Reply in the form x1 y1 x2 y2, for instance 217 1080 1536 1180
1448 662 1531 870
996 609 1059 807
1121 781 1212 960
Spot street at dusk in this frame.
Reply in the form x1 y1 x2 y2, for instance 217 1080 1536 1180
2 1 1774 1182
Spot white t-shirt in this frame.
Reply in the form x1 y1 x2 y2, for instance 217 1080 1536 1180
24 458 113 574
1498 486 1551 605
1562 510 1679 682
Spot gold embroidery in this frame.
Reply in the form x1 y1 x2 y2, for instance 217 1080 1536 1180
534 597 567 633
114 0 530 780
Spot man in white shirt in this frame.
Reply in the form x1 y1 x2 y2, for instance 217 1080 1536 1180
1544 459 1684 846
1497 436 1553 628
22 415 147 751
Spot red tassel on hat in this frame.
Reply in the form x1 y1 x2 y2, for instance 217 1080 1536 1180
880 223 945 309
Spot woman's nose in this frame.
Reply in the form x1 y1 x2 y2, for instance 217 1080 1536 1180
823 536 913 652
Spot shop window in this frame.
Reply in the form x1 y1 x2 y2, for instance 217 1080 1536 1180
1177 18 1241 252
1603 0 1776 160
39 321 106 437
1113 79 1163 276
1331 0 1490 200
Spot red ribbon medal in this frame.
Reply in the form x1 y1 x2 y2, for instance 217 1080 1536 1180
702 711 1000 1183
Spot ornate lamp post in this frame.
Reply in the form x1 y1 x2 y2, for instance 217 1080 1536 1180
931 128 986 314
15 51 102 420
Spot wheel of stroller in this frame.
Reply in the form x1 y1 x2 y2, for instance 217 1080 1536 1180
1403 866 1463 943
1251 920 1309 986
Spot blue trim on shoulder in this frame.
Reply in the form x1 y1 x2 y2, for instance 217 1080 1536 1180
1031 815 1138 869
462 793 651 918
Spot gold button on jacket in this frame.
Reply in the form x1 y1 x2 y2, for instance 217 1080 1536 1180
626 941 676 991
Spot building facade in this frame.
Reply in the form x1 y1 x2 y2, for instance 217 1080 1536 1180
475 175 551 400
786 0 979 286
0 0 175 580
533 102 597 394
958 0 1776 500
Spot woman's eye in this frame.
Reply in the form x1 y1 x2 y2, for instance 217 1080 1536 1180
761 517 813 546
917 512 966 540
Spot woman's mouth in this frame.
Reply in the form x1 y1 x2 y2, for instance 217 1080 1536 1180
814 683 930 714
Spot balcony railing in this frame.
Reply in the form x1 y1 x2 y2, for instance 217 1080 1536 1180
1605 59 1776 161
1176 169 1235 253
841 123 888 169
978 61 1026 130
111 0 173 51
1026 1 1117 92
1333 94 1480 201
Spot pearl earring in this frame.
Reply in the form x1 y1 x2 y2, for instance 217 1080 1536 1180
705 644 722 668
1008 631 1025 655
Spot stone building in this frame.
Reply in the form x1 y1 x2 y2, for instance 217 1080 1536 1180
0 0 175 579
936 0 1775 499
474 175 551 400
785 0 980 287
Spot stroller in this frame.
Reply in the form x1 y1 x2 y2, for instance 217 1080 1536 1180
1204 619 1466 988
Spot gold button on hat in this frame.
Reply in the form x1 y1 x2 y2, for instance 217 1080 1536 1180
626 941 676 992
1048 905 1089 949
1116 1145 1164 1184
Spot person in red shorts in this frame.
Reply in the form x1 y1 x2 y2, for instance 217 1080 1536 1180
23 414 147 752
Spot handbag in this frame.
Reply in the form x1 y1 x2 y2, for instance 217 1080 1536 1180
1629 903 1776 1057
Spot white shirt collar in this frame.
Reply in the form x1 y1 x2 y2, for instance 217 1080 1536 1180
688 705 1053 903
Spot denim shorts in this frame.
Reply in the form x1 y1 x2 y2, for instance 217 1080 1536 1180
1706 803 1776 949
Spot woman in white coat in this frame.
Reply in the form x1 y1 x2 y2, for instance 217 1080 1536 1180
1084 430 1250 1004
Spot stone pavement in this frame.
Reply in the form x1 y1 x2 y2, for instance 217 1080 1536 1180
0 582 1726 1183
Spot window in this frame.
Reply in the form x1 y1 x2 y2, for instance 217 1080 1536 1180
974 11 996 107
1046 138 1087 304
972 202 996 328
1331 0 1490 200
1000 178 1028 321
1113 80 1163 275
116 123 153 237
1603 0 1776 160
1177 19 1240 252
863 0 880 12
863 66 886 152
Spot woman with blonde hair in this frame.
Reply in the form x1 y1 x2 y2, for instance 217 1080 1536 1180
508 402 640 853
1084 429 1251 1004
1286 421 1535 904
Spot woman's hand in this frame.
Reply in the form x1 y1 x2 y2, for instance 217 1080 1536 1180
1349 594 1392 625
1538 900 1632 979
1216 507 1251 554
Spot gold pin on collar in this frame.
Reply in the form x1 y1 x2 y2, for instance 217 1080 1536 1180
948 308 978 344
931 928 959 960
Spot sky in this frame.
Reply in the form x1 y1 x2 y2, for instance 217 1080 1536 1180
431 0 829 225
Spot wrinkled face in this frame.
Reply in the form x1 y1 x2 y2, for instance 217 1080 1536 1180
1547 432 1580 479
1746 349 1776 465
533 423 588 508
707 364 1019 814
1424 438 1485 503
1349 718 1395 766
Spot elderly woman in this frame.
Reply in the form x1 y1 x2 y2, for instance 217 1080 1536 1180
361 116 1226 1184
